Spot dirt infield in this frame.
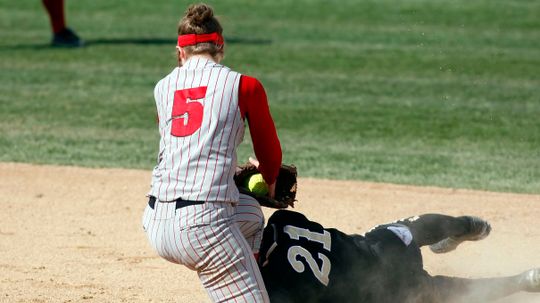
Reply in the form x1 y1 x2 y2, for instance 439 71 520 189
0 162 539 303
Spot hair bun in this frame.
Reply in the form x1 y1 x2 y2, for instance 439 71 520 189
186 3 214 25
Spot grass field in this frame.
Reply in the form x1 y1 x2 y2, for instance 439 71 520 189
1 0 539 193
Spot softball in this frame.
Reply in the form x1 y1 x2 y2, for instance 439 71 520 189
246 173 269 195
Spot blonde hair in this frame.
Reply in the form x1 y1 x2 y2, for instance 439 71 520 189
178 3 223 58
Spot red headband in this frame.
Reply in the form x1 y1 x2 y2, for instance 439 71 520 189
177 32 224 47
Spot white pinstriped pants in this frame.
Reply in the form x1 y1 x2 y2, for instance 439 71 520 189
142 194 270 303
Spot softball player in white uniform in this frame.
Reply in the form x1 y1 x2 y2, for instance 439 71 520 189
142 4 281 303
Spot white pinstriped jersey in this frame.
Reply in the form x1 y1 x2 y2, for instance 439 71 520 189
149 57 244 202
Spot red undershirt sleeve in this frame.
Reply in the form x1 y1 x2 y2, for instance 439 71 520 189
238 75 282 185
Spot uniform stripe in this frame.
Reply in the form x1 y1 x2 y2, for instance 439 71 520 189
225 118 245 200
195 60 206 146
201 224 240 303
160 68 180 201
229 225 261 301
204 70 233 201
170 210 183 264
159 203 168 261
155 74 173 202
195 67 227 201
177 207 198 268
188 62 215 196
215 73 241 199
196 206 229 302
213 73 238 199
168 68 187 201
224 206 257 301
176 67 195 197
212 208 246 302
181 58 202 197
235 195 265 252
195 65 224 202
162 203 173 262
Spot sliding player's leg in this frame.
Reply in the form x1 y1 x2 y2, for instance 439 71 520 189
394 214 491 252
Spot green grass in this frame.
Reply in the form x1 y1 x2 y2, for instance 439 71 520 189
1 0 539 193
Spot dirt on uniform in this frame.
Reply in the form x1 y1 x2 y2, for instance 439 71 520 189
0 163 538 302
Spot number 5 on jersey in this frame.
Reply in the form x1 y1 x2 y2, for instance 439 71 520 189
171 87 207 137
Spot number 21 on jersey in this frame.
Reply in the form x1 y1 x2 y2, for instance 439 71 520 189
171 87 207 137
284 225 332 286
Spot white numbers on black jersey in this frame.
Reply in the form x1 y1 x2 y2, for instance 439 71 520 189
283 225 332 286
284 225 331 251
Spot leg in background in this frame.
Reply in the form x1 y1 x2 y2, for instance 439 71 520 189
42 0 65 33
41 0 83 47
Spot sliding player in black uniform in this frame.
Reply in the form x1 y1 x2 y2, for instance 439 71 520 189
259 210 540 303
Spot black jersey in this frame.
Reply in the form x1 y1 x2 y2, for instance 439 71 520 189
258 210 379 303
258 210 427 303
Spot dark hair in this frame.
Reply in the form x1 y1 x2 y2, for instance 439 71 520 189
178 3 223 57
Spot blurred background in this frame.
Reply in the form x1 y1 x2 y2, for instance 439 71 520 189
0 0 538 193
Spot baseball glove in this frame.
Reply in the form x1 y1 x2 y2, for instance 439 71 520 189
234 163 297 209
